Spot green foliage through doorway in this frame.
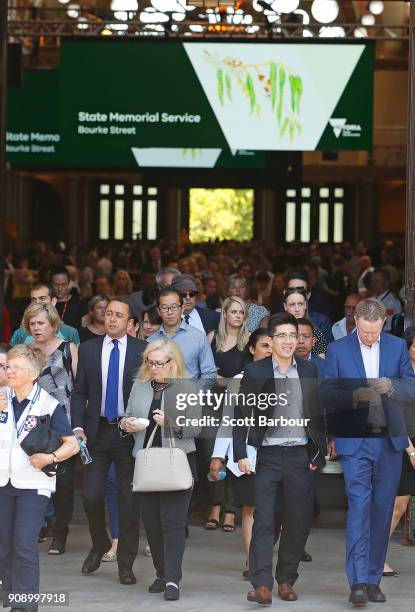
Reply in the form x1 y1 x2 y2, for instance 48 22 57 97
189 188 254 243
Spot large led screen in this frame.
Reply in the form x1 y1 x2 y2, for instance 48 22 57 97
7 40 374 168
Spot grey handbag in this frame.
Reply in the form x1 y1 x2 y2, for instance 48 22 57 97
132 424 193 492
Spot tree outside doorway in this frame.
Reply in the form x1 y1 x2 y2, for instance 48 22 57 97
189 188 254 243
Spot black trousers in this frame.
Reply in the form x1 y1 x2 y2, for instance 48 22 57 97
82 420 139 572
250 445 314 590
52 456 77 540
198 437 236 513
140 487 193 585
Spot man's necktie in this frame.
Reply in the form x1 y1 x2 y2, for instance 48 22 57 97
104 339 119 422
184 314 190 324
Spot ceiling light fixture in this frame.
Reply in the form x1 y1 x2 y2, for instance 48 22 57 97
361 14 375 26
67 4 80 19
270 0 300 13
311 0 339 24
368 1 384 15
319 25 345 38
354 26 368 38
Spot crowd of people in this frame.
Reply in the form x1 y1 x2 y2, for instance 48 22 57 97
0 236 414 609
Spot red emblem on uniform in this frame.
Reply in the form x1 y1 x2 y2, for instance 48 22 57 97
24 415 38 431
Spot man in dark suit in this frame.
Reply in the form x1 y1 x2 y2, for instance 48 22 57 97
323 298 415 605
170 274 220 334
233 313 326 605
71 298 146 584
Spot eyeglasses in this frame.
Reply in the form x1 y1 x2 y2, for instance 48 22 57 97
146 359 171 369
0 365 7 372
5 365 33 373
159 304 181 312
272 333 298 340
179 291 198 299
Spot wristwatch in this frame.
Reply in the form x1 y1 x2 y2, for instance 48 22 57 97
408 451 415 458
51 452 59 463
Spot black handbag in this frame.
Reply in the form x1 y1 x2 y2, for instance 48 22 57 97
20 414 64 477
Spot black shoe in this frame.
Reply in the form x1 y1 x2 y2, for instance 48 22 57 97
48 537 66 555
149 577 166 593
82 550 102 575
38 526 49 543
301 550 312 562
164 583 180 601
119 569 137 585
367 584 386 603
349 584 368 606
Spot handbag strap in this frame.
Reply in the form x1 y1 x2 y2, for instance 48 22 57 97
145 422 176 450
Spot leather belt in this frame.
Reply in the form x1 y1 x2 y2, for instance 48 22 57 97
365 426 389 437
99 416 123 425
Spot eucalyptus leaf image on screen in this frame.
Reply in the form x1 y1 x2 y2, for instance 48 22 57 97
206 50 303 142
183 42 373 151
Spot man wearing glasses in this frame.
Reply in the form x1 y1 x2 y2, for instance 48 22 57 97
147 289 216 380
170 274 219 335
332 293 362 341
10 284 80 346
233 313 326 605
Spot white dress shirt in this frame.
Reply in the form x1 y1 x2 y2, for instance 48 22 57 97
262 357 308 447
100 334 127 417
186 308 205 334
357 333 386 428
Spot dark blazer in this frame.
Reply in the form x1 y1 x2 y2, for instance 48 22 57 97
70 335 146 446
323 331 415 454
310 354 326 379
195 306 220 334
232 356 326 468
309 310 333 344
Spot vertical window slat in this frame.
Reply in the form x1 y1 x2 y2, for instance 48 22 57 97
285 202 296 242
319 203 329 243
147 200 157 240
99 199 109 240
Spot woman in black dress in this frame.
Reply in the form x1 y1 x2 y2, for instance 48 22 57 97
205 297 250 532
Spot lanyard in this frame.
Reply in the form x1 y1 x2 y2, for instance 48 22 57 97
59 297 70 321
13 384 41 439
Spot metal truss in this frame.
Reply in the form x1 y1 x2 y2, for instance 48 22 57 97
7 16 410 41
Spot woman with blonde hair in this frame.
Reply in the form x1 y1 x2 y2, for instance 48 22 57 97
205 297 250 533
113 269 133 296
24 302 78 555
120 339 201 601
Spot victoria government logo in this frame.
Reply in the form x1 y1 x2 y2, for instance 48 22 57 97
329 118 362 139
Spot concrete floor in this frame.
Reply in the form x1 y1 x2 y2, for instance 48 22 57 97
38 525 415 612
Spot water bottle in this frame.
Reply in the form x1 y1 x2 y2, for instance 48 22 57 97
76 435 92 465
207 470 227 482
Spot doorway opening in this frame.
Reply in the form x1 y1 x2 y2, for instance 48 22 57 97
189 188 254 243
